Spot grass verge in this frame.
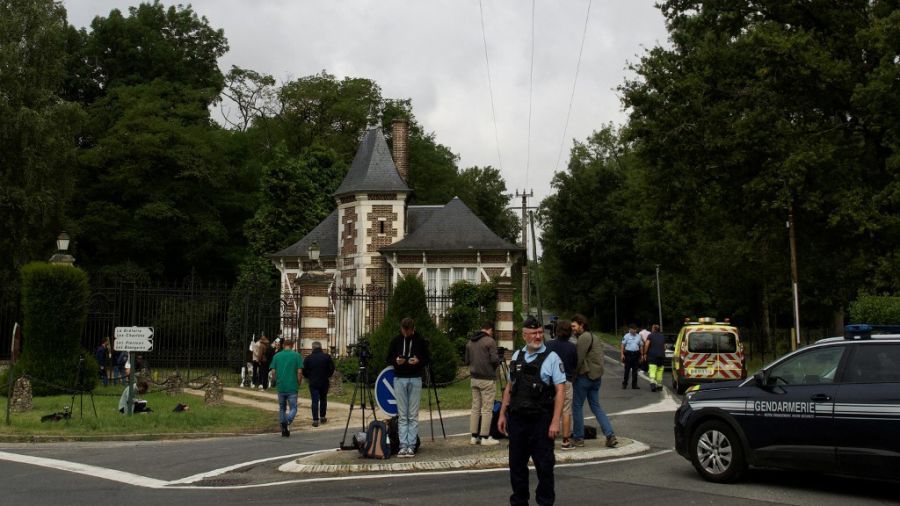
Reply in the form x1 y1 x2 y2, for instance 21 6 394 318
0 385 274 439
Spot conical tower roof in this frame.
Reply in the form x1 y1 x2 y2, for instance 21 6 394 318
334 128 410 196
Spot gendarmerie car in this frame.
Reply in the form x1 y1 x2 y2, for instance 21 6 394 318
674 324 900 483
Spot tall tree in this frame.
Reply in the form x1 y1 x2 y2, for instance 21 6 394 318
0 0 83 282
620 0 900 335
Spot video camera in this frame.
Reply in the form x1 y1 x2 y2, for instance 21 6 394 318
347 338 372 365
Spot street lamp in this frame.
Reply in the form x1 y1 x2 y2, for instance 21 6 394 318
49 231 75 265
307 240 321 269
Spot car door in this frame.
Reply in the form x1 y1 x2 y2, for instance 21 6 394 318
834 343 900 480
742 345 846 472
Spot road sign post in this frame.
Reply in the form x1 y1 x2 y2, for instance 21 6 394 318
375 366 397 416
114 327 154 416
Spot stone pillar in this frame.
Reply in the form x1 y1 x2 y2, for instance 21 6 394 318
204 374 224 406
297 272 331 354
495 276 515 353
11 377 32 413
166 372 183 396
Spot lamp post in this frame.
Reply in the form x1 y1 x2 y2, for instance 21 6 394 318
49 231 75 265
307 240 321 269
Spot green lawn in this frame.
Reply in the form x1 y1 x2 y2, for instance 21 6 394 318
0 385 274 438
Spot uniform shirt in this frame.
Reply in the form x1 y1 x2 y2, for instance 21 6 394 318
622 332 643 352
509 344 567 386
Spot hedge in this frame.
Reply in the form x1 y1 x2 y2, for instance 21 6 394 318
849 295 900 325
3 263 98 396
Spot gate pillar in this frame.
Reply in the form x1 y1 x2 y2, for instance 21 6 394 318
296 273 332 355
495 276 515 356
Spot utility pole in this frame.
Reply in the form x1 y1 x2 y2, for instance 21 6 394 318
516 189 533 315
529 211 543 323
787 209 800 351
655 264 663 332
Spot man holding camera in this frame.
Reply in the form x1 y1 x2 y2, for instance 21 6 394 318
498 316 565 506
387 317 430 457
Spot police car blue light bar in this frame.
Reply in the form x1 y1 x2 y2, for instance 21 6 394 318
844 324 900 340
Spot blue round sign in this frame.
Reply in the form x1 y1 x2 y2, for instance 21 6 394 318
375 366 397 416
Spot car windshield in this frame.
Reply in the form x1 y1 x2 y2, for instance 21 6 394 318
687 331 737 353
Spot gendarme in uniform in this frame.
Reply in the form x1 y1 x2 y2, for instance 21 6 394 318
498 316 566 506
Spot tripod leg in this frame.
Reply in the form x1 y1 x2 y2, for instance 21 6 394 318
431 377 446 439
339 370 362 449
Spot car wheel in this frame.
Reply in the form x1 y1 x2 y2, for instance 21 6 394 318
689 420 746 483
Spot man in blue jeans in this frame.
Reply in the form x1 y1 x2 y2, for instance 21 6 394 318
269 339 303 437
387 317 430 457
570 314 618 448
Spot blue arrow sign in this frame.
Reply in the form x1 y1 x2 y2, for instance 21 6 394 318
375 366 397 416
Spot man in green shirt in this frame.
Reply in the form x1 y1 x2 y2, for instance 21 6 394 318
269 339 303 437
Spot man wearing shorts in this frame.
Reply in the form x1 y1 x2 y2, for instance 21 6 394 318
546 318 577 450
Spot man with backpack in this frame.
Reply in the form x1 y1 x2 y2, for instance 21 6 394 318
464 321 500 446
387 317 430 457
498 316 565 506
570 314 618 449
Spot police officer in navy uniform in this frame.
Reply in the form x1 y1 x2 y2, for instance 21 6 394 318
498 316 566 505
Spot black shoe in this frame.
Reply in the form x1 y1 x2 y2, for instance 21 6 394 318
632 385 640 389
320 417 327 424
312 420 319 427
650 384 657 392
280 423 289 437
622 383 628 389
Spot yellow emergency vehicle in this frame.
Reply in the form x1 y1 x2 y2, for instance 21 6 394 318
671 317 745 394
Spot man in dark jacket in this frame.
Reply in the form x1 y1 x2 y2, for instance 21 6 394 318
303 341 335 427
386 317 431 457
546 319 577 449
464 321 500 446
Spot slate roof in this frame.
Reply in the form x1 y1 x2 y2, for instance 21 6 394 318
268 210 339 260
381 197 523 253
334 128 411 196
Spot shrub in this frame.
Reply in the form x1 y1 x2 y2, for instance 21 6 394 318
8 263 97 396
369 275 458 384
446 280 497 358
336 356 360 383
849 295 900 324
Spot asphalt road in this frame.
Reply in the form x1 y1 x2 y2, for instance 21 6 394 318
0 359 896 505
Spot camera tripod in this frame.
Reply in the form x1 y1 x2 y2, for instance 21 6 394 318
339 361 377 450
424 364 446 440
69 356 97 421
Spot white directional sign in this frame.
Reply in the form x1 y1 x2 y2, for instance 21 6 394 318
114 326 154 352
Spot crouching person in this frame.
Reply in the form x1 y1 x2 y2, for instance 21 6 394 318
498 316 565 506
119 380 151 414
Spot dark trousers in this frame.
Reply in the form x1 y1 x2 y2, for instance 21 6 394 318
508 411 555 506
309 384 329 420
623 351 641 386
252 361 260 385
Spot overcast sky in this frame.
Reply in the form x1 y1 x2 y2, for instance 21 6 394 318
64 0 669 206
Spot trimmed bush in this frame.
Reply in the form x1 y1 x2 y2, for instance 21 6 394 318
369 275 458 384
446 280 497 358
849 295 900 325
6 263 97 396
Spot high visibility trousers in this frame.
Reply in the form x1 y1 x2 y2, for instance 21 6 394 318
648 359 664 385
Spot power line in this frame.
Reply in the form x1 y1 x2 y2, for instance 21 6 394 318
479 0 504 172
525 0 535 186
555 0 593 172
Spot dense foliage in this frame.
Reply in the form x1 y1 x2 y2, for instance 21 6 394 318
850 296 900 325
6 264 98 395
446 280 498 357
541 1 900 347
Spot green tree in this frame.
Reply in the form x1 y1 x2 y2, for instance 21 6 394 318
619 0 900 337
246 143 345 256
72 81 250 280
369 275 458 384
446 280 497 357
455 166 520 243
0 0 83 283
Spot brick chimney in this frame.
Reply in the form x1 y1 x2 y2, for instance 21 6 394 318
391 118 409 183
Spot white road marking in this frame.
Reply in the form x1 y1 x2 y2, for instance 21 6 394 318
0 444 672 491
164 449 675 490
0 450 170 489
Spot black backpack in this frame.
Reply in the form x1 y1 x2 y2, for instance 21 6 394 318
362 419 390 459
